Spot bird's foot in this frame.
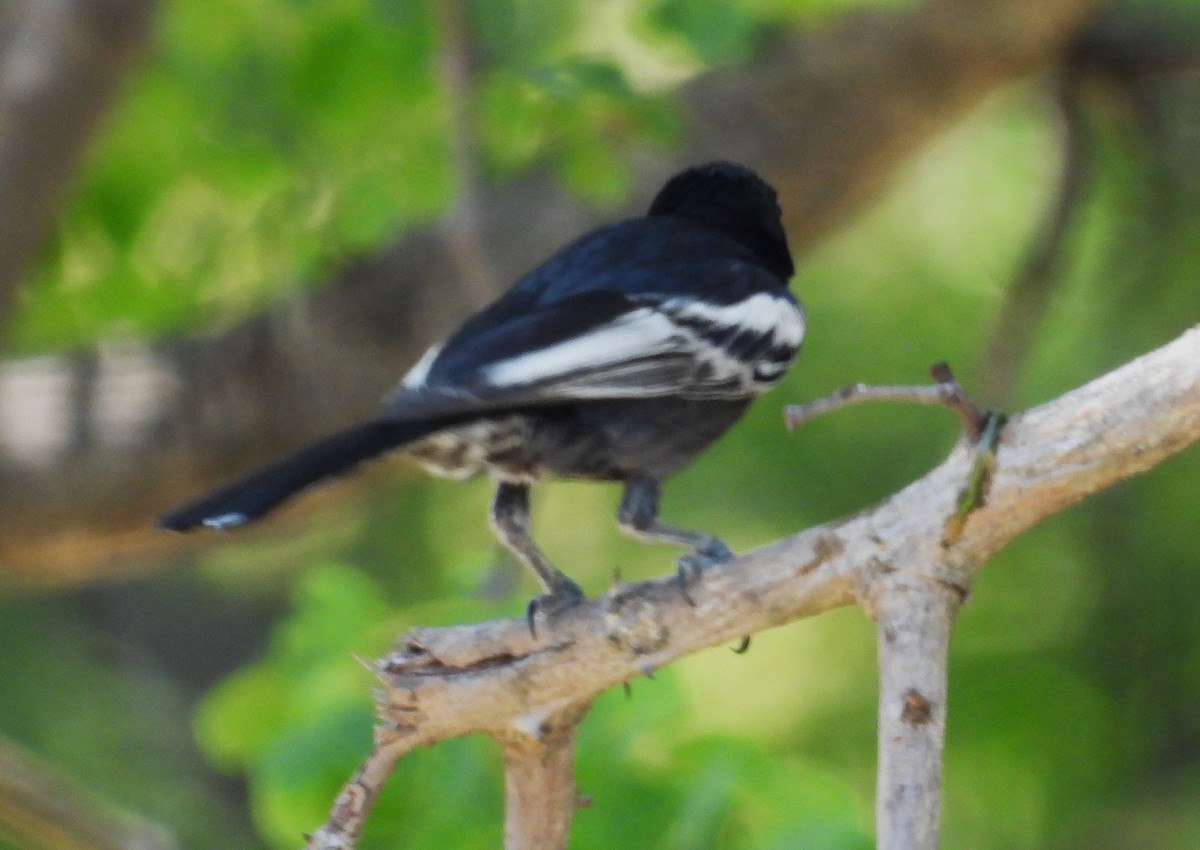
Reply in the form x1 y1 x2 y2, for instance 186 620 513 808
675 539 733 605
525 580 586 639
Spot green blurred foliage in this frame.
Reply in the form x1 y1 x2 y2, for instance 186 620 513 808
4 0 1200 849
0 598 261 849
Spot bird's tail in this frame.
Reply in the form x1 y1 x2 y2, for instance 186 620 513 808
158 418 448 532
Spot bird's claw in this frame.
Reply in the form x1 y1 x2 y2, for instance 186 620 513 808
675 539 733 605
525 581 586 639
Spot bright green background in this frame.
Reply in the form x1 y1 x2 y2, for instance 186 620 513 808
4 0 1200 848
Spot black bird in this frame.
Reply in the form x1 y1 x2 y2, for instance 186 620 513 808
160 162 804 616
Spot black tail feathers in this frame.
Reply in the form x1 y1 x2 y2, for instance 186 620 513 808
158 418 437 532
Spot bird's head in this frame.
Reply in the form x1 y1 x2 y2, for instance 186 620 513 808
648 162 794 281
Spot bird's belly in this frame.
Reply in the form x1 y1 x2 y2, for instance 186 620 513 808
406 398 751 484
405 416 527 480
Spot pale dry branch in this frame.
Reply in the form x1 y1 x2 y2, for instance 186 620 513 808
304 326 1200 847
872 576 958 850
783 362 990 438
304 726 417 850
499 705 590 850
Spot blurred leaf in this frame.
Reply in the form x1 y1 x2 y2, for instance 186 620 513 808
276 563 392 664
466 0 578 65
0 599 259 848
11 0 448 352
254 702 375 849
360 737 503 850
195 564 387 773
649 0 760 65
195 665 291 771
478 59 675 196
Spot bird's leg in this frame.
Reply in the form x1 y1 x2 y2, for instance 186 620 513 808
617 477 733 591
490 481 584 634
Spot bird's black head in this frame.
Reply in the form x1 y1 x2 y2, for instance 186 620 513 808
647 162 794 281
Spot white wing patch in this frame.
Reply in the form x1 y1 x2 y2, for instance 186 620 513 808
660 291 806 349
400 344 443 389
482 307 681 393
481 291 804 399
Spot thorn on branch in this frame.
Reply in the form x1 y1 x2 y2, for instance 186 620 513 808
525 600 539 640
675 563 700 607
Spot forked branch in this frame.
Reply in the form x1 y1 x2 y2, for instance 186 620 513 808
304 325 1200 850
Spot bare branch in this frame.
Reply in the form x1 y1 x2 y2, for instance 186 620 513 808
304 726 418 850
783 362 990 438
304 326 1200 846
499 705 590 850
870 576 958 850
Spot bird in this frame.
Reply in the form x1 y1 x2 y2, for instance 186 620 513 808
159 161 804 622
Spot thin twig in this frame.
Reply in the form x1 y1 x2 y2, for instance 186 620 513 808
304 726 418 849
783 362 990 439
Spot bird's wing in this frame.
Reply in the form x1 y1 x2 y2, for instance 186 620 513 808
386 272 804 420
